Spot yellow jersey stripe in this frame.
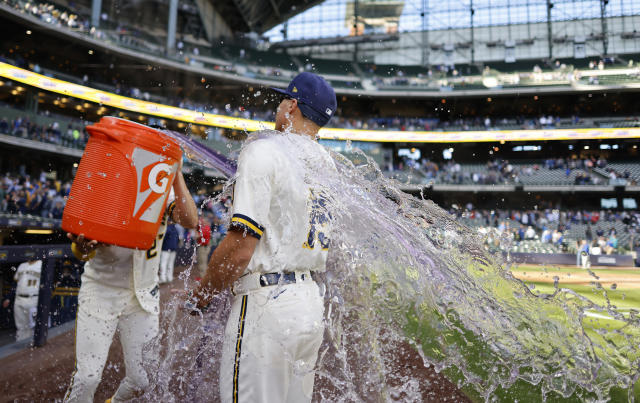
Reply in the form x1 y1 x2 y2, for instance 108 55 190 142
231 217 264 237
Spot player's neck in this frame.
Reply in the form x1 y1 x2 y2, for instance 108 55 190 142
288 119 319 140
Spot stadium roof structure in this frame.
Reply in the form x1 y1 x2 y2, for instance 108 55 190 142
216 0 325 33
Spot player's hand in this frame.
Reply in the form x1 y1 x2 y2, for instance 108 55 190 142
177 287 211 316
67 233 101 256
2 299 9 308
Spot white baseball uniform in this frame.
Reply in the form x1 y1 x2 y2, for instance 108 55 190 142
219 132 333 403
159 250 177 283
64 195 175 403
13 260 42 341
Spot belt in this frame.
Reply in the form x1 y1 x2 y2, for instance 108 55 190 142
232 270 316 296
18 294 38 298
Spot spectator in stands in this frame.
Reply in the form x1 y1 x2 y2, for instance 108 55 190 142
585 224 593 242
50 200 64 219
525 226 536 240
605 234 618 254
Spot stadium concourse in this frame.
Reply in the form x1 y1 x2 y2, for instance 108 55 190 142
0 0 640 401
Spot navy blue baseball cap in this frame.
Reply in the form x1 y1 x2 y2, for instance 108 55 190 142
271 72 337 127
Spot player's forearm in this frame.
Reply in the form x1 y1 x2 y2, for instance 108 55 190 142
195 230 257 303
201 237 251 291
171 172 198 229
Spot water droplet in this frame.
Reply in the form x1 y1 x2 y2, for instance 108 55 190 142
78 220 83 226
86 185 91 190
86 172 91 178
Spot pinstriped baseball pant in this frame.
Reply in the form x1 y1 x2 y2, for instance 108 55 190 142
219 281 325 403
63 294 158 403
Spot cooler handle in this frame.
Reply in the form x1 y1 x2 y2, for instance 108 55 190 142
86 126 123 143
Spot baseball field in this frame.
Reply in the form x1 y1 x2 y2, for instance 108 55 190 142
403 263 640 402
0 264 638 401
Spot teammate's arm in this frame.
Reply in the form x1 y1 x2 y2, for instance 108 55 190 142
170 161 198 229
191 228 259 309
68 233 100 261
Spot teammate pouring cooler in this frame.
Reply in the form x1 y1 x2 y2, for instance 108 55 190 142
63 158 198 403
189 72 337 403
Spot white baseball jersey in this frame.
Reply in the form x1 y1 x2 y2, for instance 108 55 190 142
79 191 175 320
230 131 334 274
15 260 42 296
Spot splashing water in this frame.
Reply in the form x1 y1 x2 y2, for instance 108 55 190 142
146 130 639 402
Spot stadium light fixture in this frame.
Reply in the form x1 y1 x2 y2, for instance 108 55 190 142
25 229 54 234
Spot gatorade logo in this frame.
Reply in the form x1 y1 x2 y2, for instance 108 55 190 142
132 148 177 223
148 163 171 194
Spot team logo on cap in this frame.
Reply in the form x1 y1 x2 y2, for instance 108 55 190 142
292 87 298 93
326 108 332 115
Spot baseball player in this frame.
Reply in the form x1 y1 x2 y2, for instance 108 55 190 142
159 223 179 283
64 160 198 403
6 259 42 341
190 72 337 403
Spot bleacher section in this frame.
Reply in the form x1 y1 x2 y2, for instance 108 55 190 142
385 162 640 187
607 163 640 181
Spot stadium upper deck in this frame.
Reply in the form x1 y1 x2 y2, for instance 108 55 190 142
1 0 640 99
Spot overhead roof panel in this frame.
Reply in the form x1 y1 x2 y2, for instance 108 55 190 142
212 0 325 33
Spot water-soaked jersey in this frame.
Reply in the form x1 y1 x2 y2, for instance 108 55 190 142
230 130 335 275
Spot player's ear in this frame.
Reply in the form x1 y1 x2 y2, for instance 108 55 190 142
288 98 299 113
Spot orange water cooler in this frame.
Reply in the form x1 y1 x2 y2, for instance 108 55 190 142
62 117 182 249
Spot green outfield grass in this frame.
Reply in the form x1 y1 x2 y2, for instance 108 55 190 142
512 265 638 276
403 263 640 402
513 264 640 310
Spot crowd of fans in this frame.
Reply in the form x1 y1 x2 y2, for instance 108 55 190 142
0 115 88 149
392 157 638 186
457 206 640 254
0 171 71 219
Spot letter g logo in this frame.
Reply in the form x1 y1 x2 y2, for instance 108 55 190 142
148 163 171 194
